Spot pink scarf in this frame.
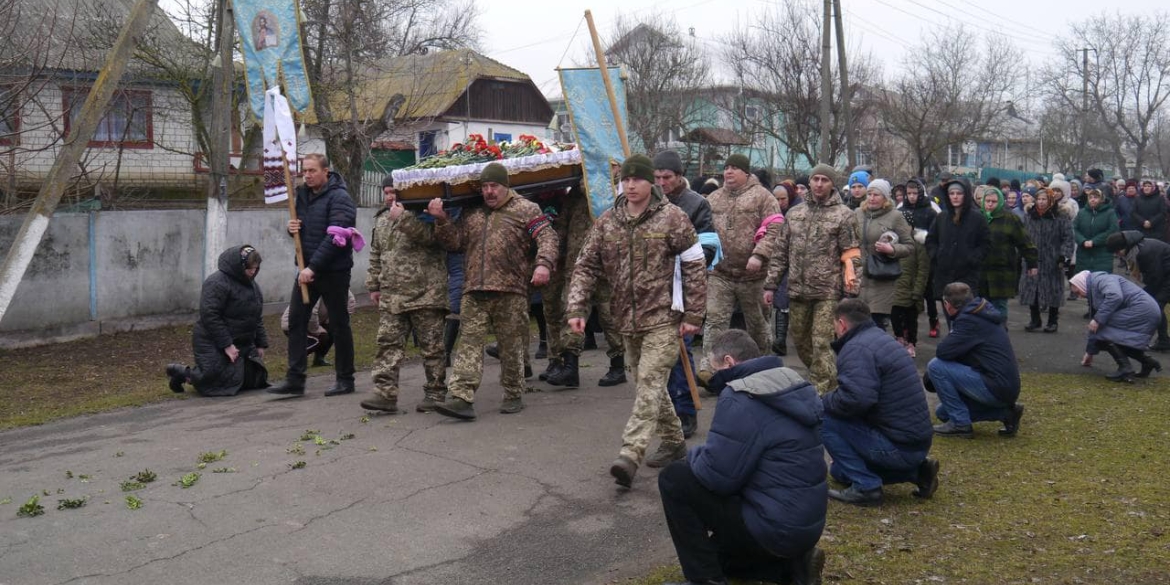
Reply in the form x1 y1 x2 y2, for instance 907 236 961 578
754 213 786 243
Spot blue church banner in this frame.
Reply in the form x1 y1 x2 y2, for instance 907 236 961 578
233 0 312 120
558 67 629 218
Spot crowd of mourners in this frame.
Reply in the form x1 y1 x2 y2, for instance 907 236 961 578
162 151 1169 585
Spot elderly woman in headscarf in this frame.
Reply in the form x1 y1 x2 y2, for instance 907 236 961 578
979 186 1037 326
1071 271 1162 382
166 245 270 396
856 178 914 330
1020 188 1075 333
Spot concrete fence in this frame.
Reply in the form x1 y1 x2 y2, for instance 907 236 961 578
0 208 375 348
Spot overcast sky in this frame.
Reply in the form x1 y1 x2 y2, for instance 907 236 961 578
476 0 1152 98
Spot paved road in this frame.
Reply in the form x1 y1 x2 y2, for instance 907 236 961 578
0 295 1134 585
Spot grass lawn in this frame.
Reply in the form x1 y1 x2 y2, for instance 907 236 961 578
0 306 384 429
625 373 1170 584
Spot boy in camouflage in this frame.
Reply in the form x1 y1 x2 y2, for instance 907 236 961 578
362 176 449 414
567 154 707 488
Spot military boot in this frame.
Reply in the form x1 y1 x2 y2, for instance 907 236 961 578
360 395 398 413
416 392 445 413
546 352 580 388
499 396 525 414
644 441 686 468
435 397 477 420
539 357 564 381
609 455 637 488
597 355 627 386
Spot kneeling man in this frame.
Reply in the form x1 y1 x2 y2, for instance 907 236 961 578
658 329 825 585
822 299 937 506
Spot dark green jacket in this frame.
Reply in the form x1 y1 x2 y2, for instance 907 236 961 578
1073 200 1120 274
980 207 1037 300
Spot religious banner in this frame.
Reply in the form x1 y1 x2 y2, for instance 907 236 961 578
233 0 312 120
262 87 297 204
558 67 629 218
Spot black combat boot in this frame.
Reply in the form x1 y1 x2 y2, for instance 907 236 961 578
772 309 789 356
539 356 564 381
546 352 580 388
1024 304 1042 332
597 355 627 386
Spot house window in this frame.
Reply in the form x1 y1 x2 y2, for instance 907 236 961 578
947 144 965 167
63 88 153 148
744 105 761 123
0 89 18 146
419 130 438 158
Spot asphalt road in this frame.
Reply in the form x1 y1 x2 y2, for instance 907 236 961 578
0 294 1142 585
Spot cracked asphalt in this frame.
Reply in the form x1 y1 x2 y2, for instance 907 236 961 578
0 296 1104 585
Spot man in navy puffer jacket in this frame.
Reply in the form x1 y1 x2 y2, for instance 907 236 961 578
658 330 826 585
823 299 936 507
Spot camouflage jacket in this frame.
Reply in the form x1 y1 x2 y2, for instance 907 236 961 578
552 189 593 271
434 190 559 296
568 190 706 334
707 175 781 281
365 208 449 314
764 190 861 301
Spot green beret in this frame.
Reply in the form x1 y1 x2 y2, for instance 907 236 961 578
620 154 655 183
479 162 510 187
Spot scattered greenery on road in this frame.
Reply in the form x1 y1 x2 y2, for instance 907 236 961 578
56 497 87 510
125 495 143 510
626 373 1170 585
175 472 201 489
17 495 44 517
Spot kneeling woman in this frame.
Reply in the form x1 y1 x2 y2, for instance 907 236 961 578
1071 270 1162 382
166 245 270 395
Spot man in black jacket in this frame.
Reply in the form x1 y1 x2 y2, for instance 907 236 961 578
654 149 717 439
822 299 937 506
1107 230 1170 351
269 154 359 397
927 282 1024 438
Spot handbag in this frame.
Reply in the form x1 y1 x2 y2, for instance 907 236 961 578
864 215 902 281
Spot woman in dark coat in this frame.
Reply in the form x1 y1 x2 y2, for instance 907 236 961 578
1072 188 1119 274
166 245 269 396
979 187 1037 325
900 178 941 334
1071 271 1161 382
1019 189 1076 333
925 178 990 323
1131 180 1168 242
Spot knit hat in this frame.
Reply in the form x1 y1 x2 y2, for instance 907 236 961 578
867 178 893 203
725 153 751 174
795 175 810 189
1053 173 1066 182
1106 232 1129 253
479 162 510 186
1010 179 1021 191
986 177 1001 189
1069 270 1090 295
849 170 872 187
1088 168 1104 182
621 154 655 183
652 150 684 175
381 175 395 189
808 163 840 186
1126 178 1139 189
1050 178 1071 201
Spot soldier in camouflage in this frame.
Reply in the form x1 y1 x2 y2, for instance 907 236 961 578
567 154 707 488
427 163 559 420
362 176 449 414
764 163 861 394
538 186 592 387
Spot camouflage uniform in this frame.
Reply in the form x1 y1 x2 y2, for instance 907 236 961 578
366 208 449 403
568 190 706 464
435 189 559 404
701 175 781 370
543 189 592 359
764 189 861 393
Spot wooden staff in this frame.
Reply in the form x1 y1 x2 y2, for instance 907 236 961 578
585 9 700 407
281 154 310 304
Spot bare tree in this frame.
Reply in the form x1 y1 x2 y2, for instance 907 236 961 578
1152 112 1170 178
1044 12 1170 178
721 1 880 171
593 15 710 156
302 0 480 194
878 25 1022 177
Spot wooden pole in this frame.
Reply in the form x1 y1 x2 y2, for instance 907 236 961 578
585 8 700 408
0 0 158 325
832 0 856 169
584 10 631 157
281 156 310 303
818 0 832 163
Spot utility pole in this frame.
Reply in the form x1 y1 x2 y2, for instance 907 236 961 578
1080 47 1089 172
819 0 832 164
205 0 234 279
0 0 158 325
833 0 856 169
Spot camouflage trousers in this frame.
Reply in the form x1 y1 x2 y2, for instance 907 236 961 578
700 274 772 371
789 298 838 394
449 292 528 403
372 307 447 401
545 272 623 359
619 325 686 465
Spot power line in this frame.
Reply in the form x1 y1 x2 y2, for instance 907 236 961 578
900 0 1060 58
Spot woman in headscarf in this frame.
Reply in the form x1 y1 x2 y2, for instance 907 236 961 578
166 245 269 396
1071 271 1161 382
1020 189 1075 333
856 179 914 330
979 187 1037 326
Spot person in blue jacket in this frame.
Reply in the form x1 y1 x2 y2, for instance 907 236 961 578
822 299 937 506
927 282 1025 438
658 329 826 585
